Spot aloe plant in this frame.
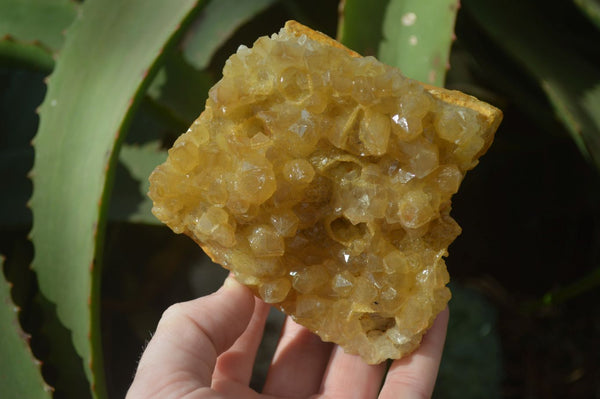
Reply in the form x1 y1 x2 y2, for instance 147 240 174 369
1 0 599 397
0 258 53 398
462 0 600 170
30 1 204 395
338 0 459 86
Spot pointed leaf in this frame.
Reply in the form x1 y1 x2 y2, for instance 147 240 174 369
542 79 600 166
30 0 203 396
378 0 460 85
34 293 92 399
0 38 54 72
0 258 53 398
0 0 78 51
574 0 600 30
108 97 183 224
109 142 167 225
337 0 390 56
464 0 600 170
448 19 563 139
183 0 279 70
147 51 215 125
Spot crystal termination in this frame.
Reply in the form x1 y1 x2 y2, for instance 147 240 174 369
149 21 502 364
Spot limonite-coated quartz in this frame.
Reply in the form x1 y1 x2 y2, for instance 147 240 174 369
149 21 502 364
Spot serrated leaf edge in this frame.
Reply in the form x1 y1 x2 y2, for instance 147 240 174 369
0 256 54 396
29 1 206 397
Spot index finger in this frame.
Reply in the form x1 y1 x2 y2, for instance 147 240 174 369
127 276 256 398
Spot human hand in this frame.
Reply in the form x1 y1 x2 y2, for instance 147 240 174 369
127 275 449 399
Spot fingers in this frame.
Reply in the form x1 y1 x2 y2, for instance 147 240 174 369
264 307 448 399
127 276 256 399
262 317 334 398
128 276 449 399
379 307 449 399
315 346 387 399
212 296 271 387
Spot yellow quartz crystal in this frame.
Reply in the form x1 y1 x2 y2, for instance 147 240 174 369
149 21 502 364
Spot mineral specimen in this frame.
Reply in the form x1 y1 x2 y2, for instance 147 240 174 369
148 21 502 364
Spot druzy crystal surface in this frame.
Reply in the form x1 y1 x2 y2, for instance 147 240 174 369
149 21 502 364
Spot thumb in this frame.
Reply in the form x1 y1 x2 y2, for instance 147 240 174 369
127 275 255 398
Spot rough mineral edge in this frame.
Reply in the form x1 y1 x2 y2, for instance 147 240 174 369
149 20 502 364
285 20 502 136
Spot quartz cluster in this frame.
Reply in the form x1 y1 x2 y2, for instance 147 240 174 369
149 21 502 364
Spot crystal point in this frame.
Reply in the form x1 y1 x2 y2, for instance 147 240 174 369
149 21 502 364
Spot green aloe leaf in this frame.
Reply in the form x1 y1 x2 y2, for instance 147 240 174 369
30 0 203 396
448 16 563 141
183 0 279 70
337 0 390 56
34 293 92 398
147 50 215 126
574 0 600 29
378 0 460 86
109 142 167 225
0 0 77 71
0 258 53 399
463 0 600 170
0 38 54 72
107 96 183 225
339 0 460 85
0 0 78 51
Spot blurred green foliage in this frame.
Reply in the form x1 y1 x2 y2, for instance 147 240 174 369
1 0 599 397
434 283 502 399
